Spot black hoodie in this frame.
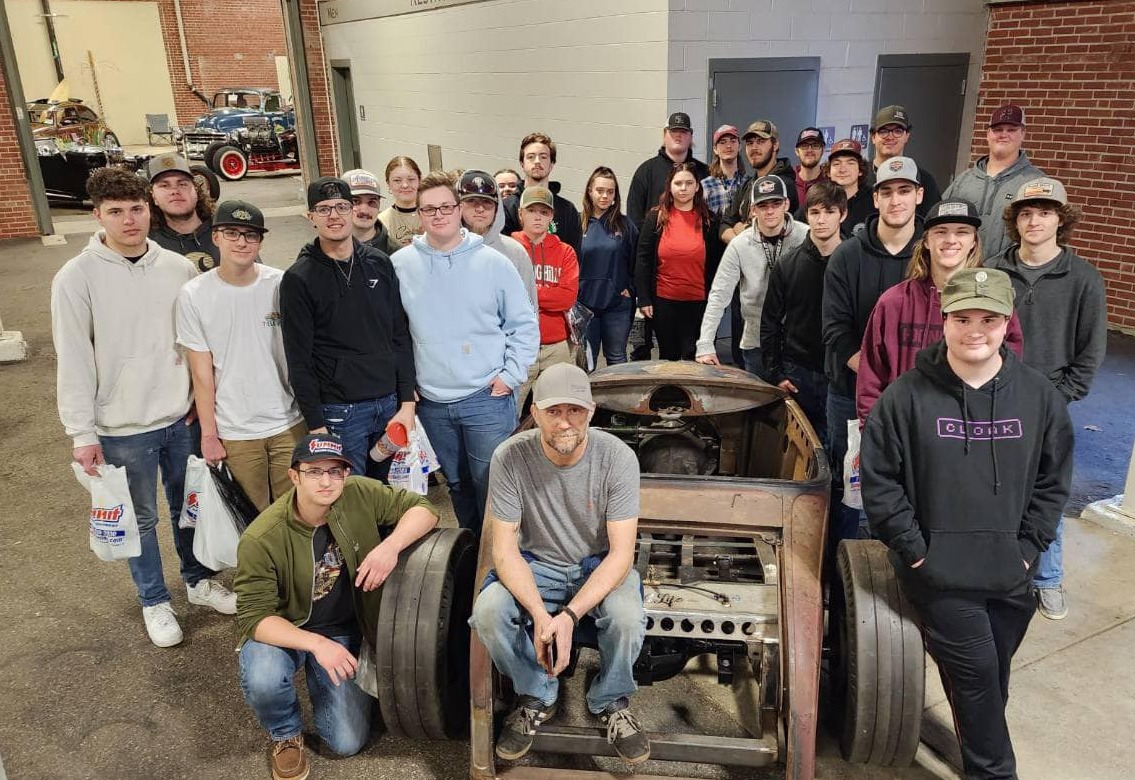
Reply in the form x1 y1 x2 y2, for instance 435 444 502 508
150 221 219 272
821 213 923 395
761 234 829 379
861 342 1073 593
626 147 712 228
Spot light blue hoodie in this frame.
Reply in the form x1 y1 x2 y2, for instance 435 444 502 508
392 229 539 403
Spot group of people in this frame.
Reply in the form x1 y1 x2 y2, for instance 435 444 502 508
51 99 1107 780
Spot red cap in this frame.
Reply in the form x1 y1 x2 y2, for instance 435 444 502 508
989 104 1025 127
713 124 739 145
829 138 863 158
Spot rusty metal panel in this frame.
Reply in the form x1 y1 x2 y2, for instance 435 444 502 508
589 360 786 416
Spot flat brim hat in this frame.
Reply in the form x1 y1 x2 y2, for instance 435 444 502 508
532 363 595 410
519 186 554 211
212 199 268 233
147 152 193 183
828 138 863 159
291 433 352 467
989 104 1026 127
713 124 739 145
341 169 382 197
873 156 920 189
795 127 825 147
1013 177 1068 206
742 120 777 140
941 268 1015 317
871 105 911 132
307 177 353 210
750 175 789 206
924 198 980 230
666 112 693 132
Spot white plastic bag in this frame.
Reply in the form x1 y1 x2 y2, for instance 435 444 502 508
71 463 141 561
191 465 243 570
181 455 209 529
388 420 440 496
842 419 863 510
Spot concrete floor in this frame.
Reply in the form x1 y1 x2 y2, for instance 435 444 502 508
2 174 1134 779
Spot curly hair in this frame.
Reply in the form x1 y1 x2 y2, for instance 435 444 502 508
148 171 215 231
87 167 149 206
820 153 869 187
1003 201 1082 246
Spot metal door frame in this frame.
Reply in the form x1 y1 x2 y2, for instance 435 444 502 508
329 60 361 171
706 57 820 154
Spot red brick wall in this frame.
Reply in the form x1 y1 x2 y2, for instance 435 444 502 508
297 0 339 177
972 0 1135 331
0 67 37 239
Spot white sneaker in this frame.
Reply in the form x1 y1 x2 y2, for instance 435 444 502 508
187 579 237 615
142 602 184 647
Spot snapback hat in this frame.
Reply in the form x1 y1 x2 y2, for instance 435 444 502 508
941 268 1015 317
713 124 740 145
666 112 693 131
873 156 920 188
742 120 778 140
532 363 595 410
1013 177 1068 206
871 105 912 132
750 175 789 206
146 152 193 182
457 169 499 202
291 433 352 467
924 198 981 230
989 104 1026 127
795 127 825 147
341 169 382 197
307 177 353 210
212 199 267 233
828 138 863 159
519 186 554 210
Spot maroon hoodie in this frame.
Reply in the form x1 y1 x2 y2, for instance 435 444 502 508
856 276 1024 422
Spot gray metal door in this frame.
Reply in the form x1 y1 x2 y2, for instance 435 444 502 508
708 58 820 165
872 54 969 188
330 63 361 171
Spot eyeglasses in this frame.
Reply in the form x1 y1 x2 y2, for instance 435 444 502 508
876 126 908 138
418 203 459 217
298 466 348 480
217 227 264 243
312 203 353 216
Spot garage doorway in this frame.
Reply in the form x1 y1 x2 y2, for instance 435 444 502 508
330 62 360 171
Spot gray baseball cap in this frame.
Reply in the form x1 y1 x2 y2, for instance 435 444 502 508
1013 177 1068 206
532 363 594 410
146 152 193 182
873 156 920 189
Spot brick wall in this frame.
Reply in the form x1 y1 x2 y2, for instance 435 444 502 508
972 0 1135 331
297 0 338 177
0 67 37 240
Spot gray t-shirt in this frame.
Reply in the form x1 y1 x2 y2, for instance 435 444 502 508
488 429 640 567
1014 255 1059 287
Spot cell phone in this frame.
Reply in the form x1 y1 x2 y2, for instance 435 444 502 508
549 636 558 671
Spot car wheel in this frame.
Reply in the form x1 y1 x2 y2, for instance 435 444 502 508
214 146 248 181
190 165 221 201
831 539 924 767
202 141 229 172
103 132 120 148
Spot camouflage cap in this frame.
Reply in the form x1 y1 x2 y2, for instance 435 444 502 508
742 120 778 140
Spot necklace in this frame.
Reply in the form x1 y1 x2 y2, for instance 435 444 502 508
335 254 354 287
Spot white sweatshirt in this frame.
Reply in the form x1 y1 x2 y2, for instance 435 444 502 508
51 233 197 447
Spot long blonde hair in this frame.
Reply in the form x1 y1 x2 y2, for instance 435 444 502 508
906 228 984 281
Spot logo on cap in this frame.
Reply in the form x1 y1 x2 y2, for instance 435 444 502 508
888 159 905 172
975 271 988 283
473 176 485 189
1021 182 1054 199
758 179 777 194
801 129 820 139
309 438 344 456
318 182 342 200
232 208 251 221
938 202 968 217
160 156 176 169
894 110 907 123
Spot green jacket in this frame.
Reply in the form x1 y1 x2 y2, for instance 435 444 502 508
234 476 437 647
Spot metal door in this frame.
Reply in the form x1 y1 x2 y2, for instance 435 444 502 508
330 62 361 171
872 54 969 187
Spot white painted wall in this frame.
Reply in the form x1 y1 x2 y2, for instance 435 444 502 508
666 0 989 175
320 0 671 205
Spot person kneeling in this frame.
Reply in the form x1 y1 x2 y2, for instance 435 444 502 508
234 433 438 780
470 364 650 765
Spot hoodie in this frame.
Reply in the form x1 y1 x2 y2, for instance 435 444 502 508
987 246 1108 402
861 342 1073 593
473 190 538 311
822 214 924 396
360 218 403 257
392 230 539 402
627 147 712 228
502 181 583 256
696 215 807 356
760 234 830 380
941 151 1045 258
149 221 219 272
511 231 579 344
856 276 1026 422
51 234 197 446
579 212 639 312
720 158 800 234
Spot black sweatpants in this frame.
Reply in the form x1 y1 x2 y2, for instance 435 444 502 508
905 585 1036 780
652 297 705 361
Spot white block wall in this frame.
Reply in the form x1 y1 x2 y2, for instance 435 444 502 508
666 0 990 174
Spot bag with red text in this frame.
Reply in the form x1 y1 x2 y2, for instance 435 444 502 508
388 422 440 496
71 463 141 562
180 455 210 529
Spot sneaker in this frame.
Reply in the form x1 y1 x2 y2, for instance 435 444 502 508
142 602 183 647
187 579 237 615
599 699 650 765
495 695 557 761
1036 586 1068 620
270 735 309 780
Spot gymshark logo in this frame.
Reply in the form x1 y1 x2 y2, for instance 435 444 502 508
367 278 378 289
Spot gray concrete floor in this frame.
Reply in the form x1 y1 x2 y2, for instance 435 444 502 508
3 174 1135 779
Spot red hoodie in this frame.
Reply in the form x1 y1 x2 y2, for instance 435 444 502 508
857 276 1024 422
512 231 579 344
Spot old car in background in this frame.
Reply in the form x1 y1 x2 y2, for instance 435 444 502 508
202 117 301 181
175 87 294 161
28 98 119 148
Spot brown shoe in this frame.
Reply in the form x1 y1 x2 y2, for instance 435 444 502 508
270 735 309 780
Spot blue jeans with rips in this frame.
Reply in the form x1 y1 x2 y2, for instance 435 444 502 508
322 393 398 479
1033 518 1064 588
239 634 372 756
99 416 213 607
584 295 635 367
470 559 646 714
416 386 516 536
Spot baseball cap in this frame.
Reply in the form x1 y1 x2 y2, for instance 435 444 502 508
519 186 554 210
941 268 1015 317
742 120 778 140
457 169 499 202
924 199 981 230
1013 177 1068 206
532 363 595 411
750 175 789 206
713 124 740 145
212 199 268 233
306 177 352 210
666 112 693 132
828 138 863 159
795 127 825 147
291 433 352 467
989 104 1026 127
341 169 382 197
146 152 193 182
873 156 920 189
871 105 912 132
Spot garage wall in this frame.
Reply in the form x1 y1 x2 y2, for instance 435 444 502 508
0 67 37 240
318 0 670 204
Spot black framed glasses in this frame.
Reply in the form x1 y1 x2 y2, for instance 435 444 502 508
217 227 264 243
312 203 353 216
298 466 348 480
418 203 459 217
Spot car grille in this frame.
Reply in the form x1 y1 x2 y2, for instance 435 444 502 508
180 131 227 159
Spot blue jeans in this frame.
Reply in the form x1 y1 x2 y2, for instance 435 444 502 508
322 393 398 479
1034 518 1064 588
470 560 646 714
826 390 866 542
416 386 516 536
239 634 372 755
584 296 634 367
783 360 829 450
742 346 767 381
99 417 213 607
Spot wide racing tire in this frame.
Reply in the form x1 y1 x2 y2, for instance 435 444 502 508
214 145 248 181
202 141 229 173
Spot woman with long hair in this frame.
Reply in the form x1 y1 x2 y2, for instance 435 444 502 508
377 156 423 246
856 198 1024 422
634 162 724 360
578 167 638 366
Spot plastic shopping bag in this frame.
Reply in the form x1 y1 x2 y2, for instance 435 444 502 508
71 463 141 561
209 462 260 531
388 420 441 496
192 463 243 570
181 455 210 529
842 419 863 510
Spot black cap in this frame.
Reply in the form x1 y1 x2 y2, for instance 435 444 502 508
924 198 981 230
666 112 692 131
212 199 267 233
457 169 498 201
795 127 825 147
306 177 352 210
291 433 352 467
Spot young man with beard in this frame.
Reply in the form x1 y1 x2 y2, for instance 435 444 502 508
868 105 941 216
458 169 538 309
701 124 745 218
342 168 401 256
695 175 807 378
147 152 219 272
861 267 1073 780
760 182 849 445
822 157 924 541
626 112 711 228
470 364 649 766
792 127 827 208
988 177 1107 620
720 120 799 243
502 133 582 254
281 177 417 479
52 167 235 649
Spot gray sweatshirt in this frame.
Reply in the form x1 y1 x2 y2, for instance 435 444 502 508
942 151 1045 258
478 190 538 310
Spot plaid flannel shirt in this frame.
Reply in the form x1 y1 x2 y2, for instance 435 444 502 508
702 170 746 217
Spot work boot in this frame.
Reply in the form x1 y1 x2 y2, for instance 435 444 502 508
495 695 557 761
1036 586 1068 620
142 602 183 648
599 698 650 765
270 734 309 780
187 578 238 615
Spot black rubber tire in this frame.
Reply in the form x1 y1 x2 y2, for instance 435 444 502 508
190 164 221 201
832 539 924 766
376 527 477 739
202 141 229 173
213 145 248 181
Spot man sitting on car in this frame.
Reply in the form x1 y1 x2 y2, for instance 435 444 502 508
147 152 219 271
